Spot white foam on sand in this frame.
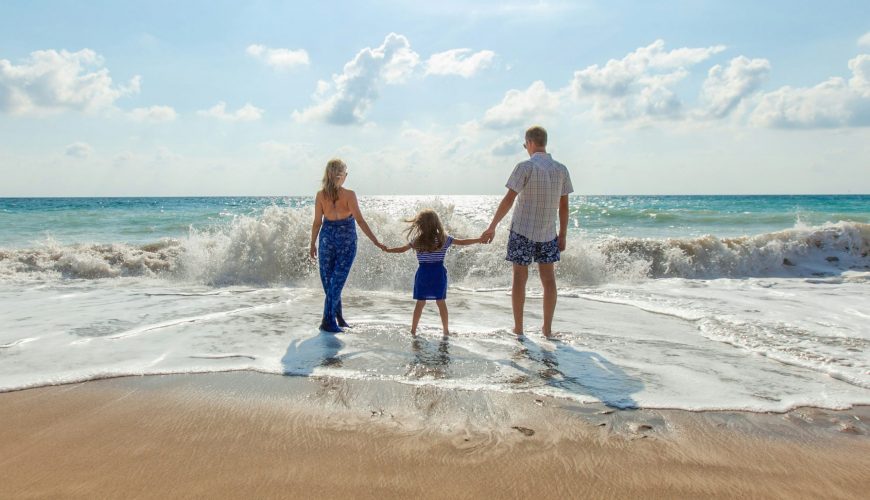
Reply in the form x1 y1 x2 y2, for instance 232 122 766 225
1 276 868 412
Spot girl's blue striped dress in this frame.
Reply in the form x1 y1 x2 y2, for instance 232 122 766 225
413 236 453 300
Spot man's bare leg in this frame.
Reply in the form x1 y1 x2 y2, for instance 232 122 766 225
411 300 425 335
512 264 529 335
539 263 557 336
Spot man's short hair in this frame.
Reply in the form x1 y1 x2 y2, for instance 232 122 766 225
525 126 547 147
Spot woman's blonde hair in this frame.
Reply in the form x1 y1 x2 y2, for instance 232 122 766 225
321 158 347 203
405 209 446 252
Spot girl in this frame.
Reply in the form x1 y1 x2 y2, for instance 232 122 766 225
384 209 482 336
310 158 385 333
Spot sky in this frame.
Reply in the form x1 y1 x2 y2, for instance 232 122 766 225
1 0 869 196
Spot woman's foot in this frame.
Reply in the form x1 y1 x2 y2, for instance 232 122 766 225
336 312 351 329
319 318 343 333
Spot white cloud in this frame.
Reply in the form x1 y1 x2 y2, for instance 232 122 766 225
128 105 177 122
259 140 294 156
293 33 420 125
482 81 562 129
572 40 724 97
444 137 467 156
197 101 263 122
258 140 314 158
112 151 136 168
858 32 870 48
699 56 770 119
751 54 870 128
490 136 520 156
425 49 495 77
0 49 140 115
571 39 725 121
65 142 93 159
400 128 435 143
246 44 310 71
155 146 181 162
404 127 461 154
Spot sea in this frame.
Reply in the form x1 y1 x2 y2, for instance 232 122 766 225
1 195 868 411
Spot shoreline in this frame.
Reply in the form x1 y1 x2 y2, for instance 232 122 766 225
2 372 868 499
1 369 869 415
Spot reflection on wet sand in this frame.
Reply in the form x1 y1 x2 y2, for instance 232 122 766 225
407 337 451 418
511 337 643 409
407 337 450 380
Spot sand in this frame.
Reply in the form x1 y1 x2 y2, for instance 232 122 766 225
1 372 868 499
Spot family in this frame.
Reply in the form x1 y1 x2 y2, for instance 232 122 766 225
309 126 574 337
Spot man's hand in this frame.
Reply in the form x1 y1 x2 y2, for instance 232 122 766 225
309 244 317 260
558 234 566 252
480 227 496 244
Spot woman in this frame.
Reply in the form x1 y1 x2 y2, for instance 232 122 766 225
309 158 384 333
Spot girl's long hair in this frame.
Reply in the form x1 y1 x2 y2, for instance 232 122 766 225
321 158 346 203
405 209 446 252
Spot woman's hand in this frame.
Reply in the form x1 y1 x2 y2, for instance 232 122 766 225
309 243 317 259
375 241 387 251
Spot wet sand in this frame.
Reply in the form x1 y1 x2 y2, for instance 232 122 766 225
1 372 868 499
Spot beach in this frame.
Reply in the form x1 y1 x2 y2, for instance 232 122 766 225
5 0 870 495
2 372 868 499
2 195 869 498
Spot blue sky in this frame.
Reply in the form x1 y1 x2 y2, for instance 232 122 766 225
1 0 869 196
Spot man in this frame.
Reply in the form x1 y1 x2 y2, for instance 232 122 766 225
481 126 573 337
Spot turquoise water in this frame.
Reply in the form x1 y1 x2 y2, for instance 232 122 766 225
1 195 868 247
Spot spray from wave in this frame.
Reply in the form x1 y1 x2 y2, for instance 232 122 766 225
1 204 868 286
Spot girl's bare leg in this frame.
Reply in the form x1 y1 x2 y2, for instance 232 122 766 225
411 300 426 335
436 300 449 335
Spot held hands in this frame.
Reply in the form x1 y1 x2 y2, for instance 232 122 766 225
480 227 496 244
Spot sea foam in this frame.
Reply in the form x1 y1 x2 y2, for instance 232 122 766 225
1 205 867 287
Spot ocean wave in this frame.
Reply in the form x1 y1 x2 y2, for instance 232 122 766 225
1 205 868 285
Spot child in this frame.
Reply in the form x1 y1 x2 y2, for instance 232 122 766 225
383 209 482 336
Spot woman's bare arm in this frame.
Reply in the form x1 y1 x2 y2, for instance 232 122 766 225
347 190 384 249
309 192 323 259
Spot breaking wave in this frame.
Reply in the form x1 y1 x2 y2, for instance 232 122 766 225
1 205 868 286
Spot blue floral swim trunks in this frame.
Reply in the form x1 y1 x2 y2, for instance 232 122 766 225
506 230 560 266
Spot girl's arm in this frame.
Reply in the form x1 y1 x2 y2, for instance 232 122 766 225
309 192 324 259
451 236 483 246
348 190 385 249
384 244 412 253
